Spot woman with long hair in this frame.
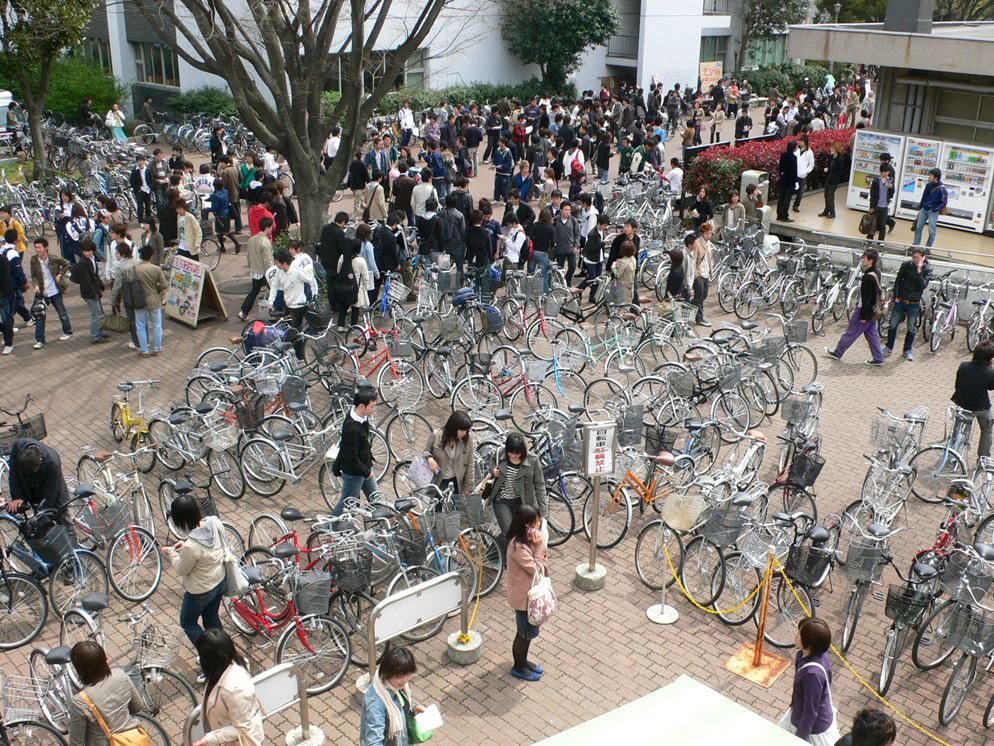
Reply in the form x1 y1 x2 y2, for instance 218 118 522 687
425 410 475 493
826 248 885 365
192 629 264 746
489 433 547 540
504 504 548 681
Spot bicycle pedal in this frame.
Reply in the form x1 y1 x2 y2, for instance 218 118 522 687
872 590 885 602
811 598 821 608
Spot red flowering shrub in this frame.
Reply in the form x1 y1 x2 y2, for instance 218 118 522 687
685 128 856 203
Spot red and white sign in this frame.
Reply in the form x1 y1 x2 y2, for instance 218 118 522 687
582 421 617 477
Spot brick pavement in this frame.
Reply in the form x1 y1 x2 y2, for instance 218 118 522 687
1 133 988 745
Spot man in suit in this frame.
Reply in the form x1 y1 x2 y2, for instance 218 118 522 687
502 189 535 230
363 138 389 179
777 141 799 222
129 155 153 224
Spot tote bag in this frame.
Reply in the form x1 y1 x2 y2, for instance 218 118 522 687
526 570 557 626
218 518 249 597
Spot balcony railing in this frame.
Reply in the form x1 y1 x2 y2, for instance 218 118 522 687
607 34 639 59
703 0 730 14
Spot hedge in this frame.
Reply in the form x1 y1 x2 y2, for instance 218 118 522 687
735 63 830 98
0 58 128 119
375 79 577 116
685 127 856 205
167 86 238 116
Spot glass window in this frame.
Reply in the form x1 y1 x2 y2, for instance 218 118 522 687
132 42 179 88
974 127 994 146
936 90 979 120
933 121 975 142
978 96 994 124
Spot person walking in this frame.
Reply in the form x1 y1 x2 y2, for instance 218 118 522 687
238 217 274 321
492 139 514 203
68 641 147 746
29 237 73 349
160 495 227 647
819 142 847 218
553 201 581 285
866 165 894 241
219 156 243 234
884 247 931 361
424 411 475 493
685 225 715 326
69 239 107 344
330 389 379 516
778 617 840 744
360 646 423 746
505 503 548 682
104 104 127 142
0 240 14 355
489 433 547 539
576 213 610 303
952 340 994 460
133 246 167 357
826 248 885 366
777 141 799 222
913 168 948 248
130 155 153 224
191 629 264 746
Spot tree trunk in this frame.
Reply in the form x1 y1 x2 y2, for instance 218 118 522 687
26 103 48 179
296 180 326 249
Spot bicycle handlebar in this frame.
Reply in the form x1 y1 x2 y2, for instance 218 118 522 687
0 394 33 417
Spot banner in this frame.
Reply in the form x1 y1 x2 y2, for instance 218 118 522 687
699 61 723 90
164 256 228 328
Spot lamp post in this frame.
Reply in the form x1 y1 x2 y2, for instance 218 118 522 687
829 3 842 74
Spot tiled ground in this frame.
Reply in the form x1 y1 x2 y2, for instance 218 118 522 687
2 129 987 745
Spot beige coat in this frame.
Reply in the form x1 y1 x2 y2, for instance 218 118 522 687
506 537 548 611
171 516 226 594
351 255 370 309
425 427 476 491
134 260 167 309
68 668 146 746
177 212 203 253
245 232 272 277
363 181 388 221
612 255 636 302
202 664 265 746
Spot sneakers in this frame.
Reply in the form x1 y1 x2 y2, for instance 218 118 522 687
25 318 35 327
865 359 884 366
33 341 44 349
237 311 247 321
883 347 892 357
905 350 914 361
825 347 841 360
510 667 541 682
1 346 12 355
697 320 712 327
128 342 139 350
59 333 73 341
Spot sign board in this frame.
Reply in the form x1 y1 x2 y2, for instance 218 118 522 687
699 61 723 90
372 571 463 644
581 421 616 477
164 256 228 328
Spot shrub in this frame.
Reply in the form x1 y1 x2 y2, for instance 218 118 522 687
685 127 856 203
0 58 128 119
373 79 577 117
737 62 829 98
167 86 238 116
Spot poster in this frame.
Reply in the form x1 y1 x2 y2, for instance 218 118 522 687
165 256 205 327
896 137 941 220
937 141 994 232
846 129 905 212
699 61 723 91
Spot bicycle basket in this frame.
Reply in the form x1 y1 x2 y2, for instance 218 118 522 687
526 360 548 384
604 280 628 306
788 452 825 487
204 421 239 452
0 675 43 721
701 503 747 548
784 319 809 344
785 543 833 586
295 569 334 613
845 538 886 583
478 271 500 298
453 494 488 527
81 501 131 542
646 425 678 455
665 370 696 398
776 256 799 274
387 337 414 359
27 524 76 565
0 413 47 455
671 301 697 324
436 270 463 294
417 285 441 309
660 490 708 532
483 306 503 335
869 417 904 450
556 346 588 373
716 364 742 391
940 549 994 604
281 375 308 404
439 314 466 341
884 584 930 626
520 274 544 297
782 395 815 425
617 405 644 447
138 627 180 668
750 336 786 361
387 279 410 304
423 507 463 542
253 373 282 397
544 297 562 318
947 603 994 657
741 528 791 568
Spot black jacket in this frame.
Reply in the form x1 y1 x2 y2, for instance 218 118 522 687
348 159 369 191
129 166 153 193
466 226 492 266
333 412 373 477
503 201 535 230
0 249 11 299
892 259 931 304
70 255 104 300
416 214 439 255
209 133 225 163
318 223 349 277
606 232 641 271
953 361 994 412
528 221 555 254
826 154 848 185
451 188 474 223
778 150 798 194
158 203 178 244
859 269 881 321
582 227 604 263
373 223 401 272
869 177 894 208
9 438 69 515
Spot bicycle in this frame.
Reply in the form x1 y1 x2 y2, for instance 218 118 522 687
74 447 157 538
0 537 48 650
108 380 159 472
907 405 973 504
0 675 69 746
927 272 969 354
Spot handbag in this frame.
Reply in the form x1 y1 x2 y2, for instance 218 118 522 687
100 309 130 333
80 691 152 746
858 210 876 236
526 569 557 626
218 518 249 597
407 455 436 489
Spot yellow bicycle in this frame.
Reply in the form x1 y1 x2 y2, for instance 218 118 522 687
109 380 159 472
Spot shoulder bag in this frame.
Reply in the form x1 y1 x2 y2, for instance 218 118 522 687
869 272 885 321
79 690 152 746
858 210 876 237
217 518 250 598
526 568 557 626
122 267 146 310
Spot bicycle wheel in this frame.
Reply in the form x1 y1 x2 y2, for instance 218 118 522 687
908 446 968 504
764 575 812 648
583 376 630 415
784 344 818 393
132 715 168 746
450 375 503 415
710 390 751 437
432 544 478 600
139 666 197 725
581 481 632 549
509 382 558 432
107 527 161 602
4 719 69 746
239 438 287 497
29 646 71 733
385 411 433 461
774 484 817 524
457 528 503 596
633 520 684 591
376 359 425 410
208 448 246 499
275 613 351 695
0 571 48 649
680 536 724 608
939 652 978 726
545 491 576 547
811 308 826 335
148 418 184 471
247 513 290 550
184 375 220 406
737 379 770 426
130 430 158 474
839 582 867 653
912 599 958 670
713 551 761 626
49 550 109 616
110 401 127 442
332 590 377 667
386 566 446 642
878 623 909 696
734 281 763 319
984 688 994 728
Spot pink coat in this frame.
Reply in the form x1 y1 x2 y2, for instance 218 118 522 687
506 537 548 611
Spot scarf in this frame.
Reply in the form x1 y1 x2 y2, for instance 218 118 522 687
372 672 411 742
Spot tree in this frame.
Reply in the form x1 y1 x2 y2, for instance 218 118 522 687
933 0 994 20
813 0 886 23
736 0 807 70
0 0 100 177
132 0 452 246
501 0 619 90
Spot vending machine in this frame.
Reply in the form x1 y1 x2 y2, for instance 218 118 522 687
896 137 942 221
937 141 994 232
846 130 906 212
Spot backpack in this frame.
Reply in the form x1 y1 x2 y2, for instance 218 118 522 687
121 266 146 309
329 256 359 312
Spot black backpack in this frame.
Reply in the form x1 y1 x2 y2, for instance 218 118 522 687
329 254 359 312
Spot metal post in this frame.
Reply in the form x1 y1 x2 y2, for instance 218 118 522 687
294 666 311 740
752 550 775 666
459 570 469 637
646 558 679 625
587 474 601 572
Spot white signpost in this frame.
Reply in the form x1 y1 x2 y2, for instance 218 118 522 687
575 421 617 591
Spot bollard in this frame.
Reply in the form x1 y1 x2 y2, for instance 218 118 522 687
446 629 484 664
285 725 325 746
646 540 679 624
574 473 607 590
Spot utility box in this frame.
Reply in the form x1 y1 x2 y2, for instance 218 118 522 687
741 170 769 204
758 204 773 232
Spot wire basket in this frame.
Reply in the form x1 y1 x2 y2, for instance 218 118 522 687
282 375 308 404
204 420 239 452
295 569 334 614
701 503 747 548
665 370 696 398
387 337 414 359
785 543 834 586
453 494 488 527
716 364 742 391
388 279 410 304
947 603 994 657
483 306 503 335
520 275 544 297
617 405 645 447
417 285 440 308
544 297 562 318
436 270 463 294
788 452 825 487
422 507 463 542
1 674 43 721
660 490 708 532
940 550 994 604
26 524 76 565
750 336 786 361
556 345 588 372
526 360 548 383
81 501 131 542
253 373 282 397
869 417 906 451
782 395 815 424
439 314 467 341
399 535 427 566
784 319 809 343
845 538 886 582
646 425 678 455
0 413 47 455
330 544 373 593
884 584 930 626
138 627 180 668
740 528 791 568
671 301 697 324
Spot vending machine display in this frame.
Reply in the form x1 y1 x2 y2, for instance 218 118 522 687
896 137 941 220
846 130 906 212
937 142 994 232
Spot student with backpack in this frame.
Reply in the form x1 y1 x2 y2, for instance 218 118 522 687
370 213 403 306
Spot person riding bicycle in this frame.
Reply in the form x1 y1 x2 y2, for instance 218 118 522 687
5 437 70 522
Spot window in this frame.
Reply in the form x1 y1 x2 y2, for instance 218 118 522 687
132 42 180 88
399 48 426 89
79 38 112 71
743 35 787 68
932 88 994 143
699 36 728 66
324 47 427 92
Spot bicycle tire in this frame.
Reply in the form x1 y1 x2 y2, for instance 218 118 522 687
784 344 818 393
509 382 558 432
711 551 761 625
333 590 377 667
457 528 504 597
107 527 161 602
710 390 751 439
138 666 197 725
0 571 48 650
450 375 503 415
878 623 908 696
907 446 968 504
247 513 290 550
839 582 867 653
376 358 425 410
129 430 157 474
680 536 725 608
132 715 168 746
208 448 246 499
634 520 684 591
110 402 127 442
733 281 763 320
763 575 812 648
4 719 69 746
912 599 958 670
239 438 288 497
582 376 631 415
581 480 631 549
525 317 568 360
29 646 70 733
49 549 109 616
984 687 994 727
148 418 185 471
939 652 978 726
545 491 576 547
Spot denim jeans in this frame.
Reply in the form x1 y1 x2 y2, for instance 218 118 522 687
0 297 12 347
885 300 920 353
35 293 72 343
85 298 105 341
433 177 449 202
914 209 940 247
135 306 163 353
333 472 379 516
179 579 226 645
528 251 551 293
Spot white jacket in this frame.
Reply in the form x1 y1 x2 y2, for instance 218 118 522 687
796 147 815 179
272 261 317 308
202 664 264 746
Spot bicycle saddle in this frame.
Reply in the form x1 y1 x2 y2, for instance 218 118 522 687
345 342 362 351
772 511 793 523
371 505 396 521
117 382 134 392
938 301 952 309
394 499 416 513
711 334 734 346
244 566 264 585
209 362 228 373
94 450 114 463
412 315 427 324
513 293 527 301
46 646 73 666
280 507 305 522
568 403 585 415
867 523 891 539
798 438 820 453
436 346 453 356
685 419 706 431
357 305 374 313
974 542 994 562
731 491 754 507
495 409 513 421
740 321 758 330
73 483 96 499
272 340 294 353
273 543 299 559
973 300 986 306
287 401 309 413
271 429 295 442
912 561 940 580
807 526 830 544
82 592 110 613
174 480 195 494
168 410 190 425
194 402 214 415
516 349 533 357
